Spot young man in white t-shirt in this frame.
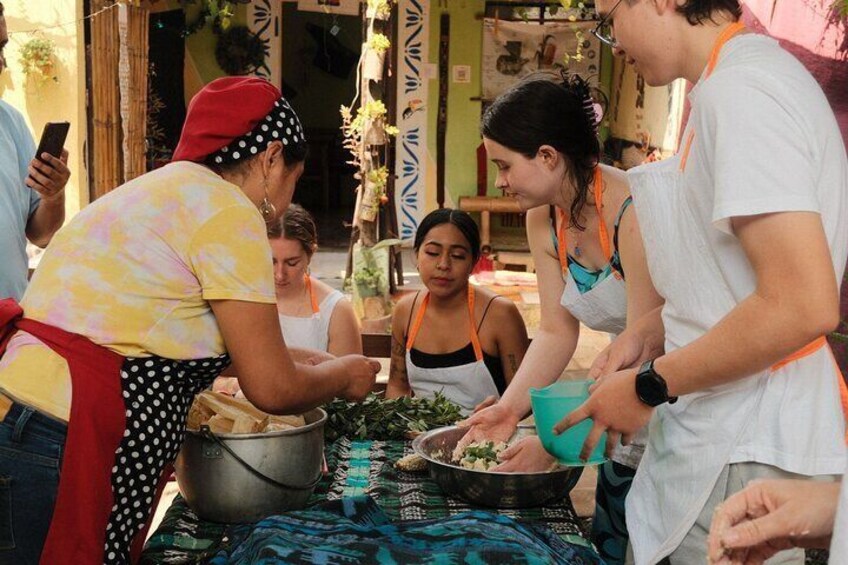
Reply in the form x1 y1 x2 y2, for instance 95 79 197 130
555 1 848 564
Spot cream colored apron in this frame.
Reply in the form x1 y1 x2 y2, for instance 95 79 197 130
405 287 500 415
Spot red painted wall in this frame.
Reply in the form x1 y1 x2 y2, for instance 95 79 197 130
740 0 848 373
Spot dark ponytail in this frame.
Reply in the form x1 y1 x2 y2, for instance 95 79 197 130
481 72 600 230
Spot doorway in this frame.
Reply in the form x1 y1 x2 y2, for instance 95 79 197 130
281 6 362 248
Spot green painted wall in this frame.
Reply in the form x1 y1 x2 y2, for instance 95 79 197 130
426 0 486 208
423 4 613 242
152 0 249 101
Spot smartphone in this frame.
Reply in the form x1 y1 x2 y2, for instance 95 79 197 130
34 121 70 163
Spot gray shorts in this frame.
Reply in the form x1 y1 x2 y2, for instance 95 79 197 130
626 462 839 565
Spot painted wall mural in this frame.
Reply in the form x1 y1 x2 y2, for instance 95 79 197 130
248 0 282 89
394 0 430 243
481 18 600 101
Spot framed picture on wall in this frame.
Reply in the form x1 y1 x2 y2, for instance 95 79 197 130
297 0 360 16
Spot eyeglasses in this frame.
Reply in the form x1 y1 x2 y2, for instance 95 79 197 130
592 0 625 49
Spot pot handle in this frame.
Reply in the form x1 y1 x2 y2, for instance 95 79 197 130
199 426 323 491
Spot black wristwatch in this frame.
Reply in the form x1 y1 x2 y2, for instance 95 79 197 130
635 360 678 407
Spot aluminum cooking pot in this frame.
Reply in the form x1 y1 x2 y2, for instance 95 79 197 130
176 408 326 523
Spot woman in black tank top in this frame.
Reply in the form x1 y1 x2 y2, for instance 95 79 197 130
385 209 529 413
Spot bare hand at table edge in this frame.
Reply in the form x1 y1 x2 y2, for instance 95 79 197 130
707 479 840 565
454 401 522 455
494 435 557 473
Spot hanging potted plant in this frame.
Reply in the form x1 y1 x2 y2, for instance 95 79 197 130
362 99 390 146
18 38 58 85
360 166 389 222
365 0 393 20
362 33 390 81
351 238 402 332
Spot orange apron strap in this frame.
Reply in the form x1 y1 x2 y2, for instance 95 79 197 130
705 21 746 79
557 208 568 271
678 129 696 172
467 286 484 361
406 292 430 350
406 289 484 362
593 167 612 260
304 275 320 314
770 336 848 445
556 167 609 271
770 336 827 372
678 22 746 172
827 349 848 444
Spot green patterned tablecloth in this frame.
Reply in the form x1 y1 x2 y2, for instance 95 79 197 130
141 439 588 564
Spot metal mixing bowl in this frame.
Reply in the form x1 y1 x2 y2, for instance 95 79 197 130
411 426 583 508
176 408 326 523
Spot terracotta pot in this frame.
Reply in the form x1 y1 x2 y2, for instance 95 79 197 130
360 313 391 334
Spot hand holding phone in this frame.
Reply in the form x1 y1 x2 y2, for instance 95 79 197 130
35 121 70 162
27 121 71 200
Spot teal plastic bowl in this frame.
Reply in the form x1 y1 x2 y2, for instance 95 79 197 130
530 380 606 465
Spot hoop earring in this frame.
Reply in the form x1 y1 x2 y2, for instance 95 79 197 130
259 178 276 221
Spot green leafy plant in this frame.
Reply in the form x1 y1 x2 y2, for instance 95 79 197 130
179 0 238 35
18 38 57 84
366 166 390 205
352 238 401 297
367 33 391 53
323 392 463 441
340 100 398 156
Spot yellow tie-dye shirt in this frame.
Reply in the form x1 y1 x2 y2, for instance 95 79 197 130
0 161 276 420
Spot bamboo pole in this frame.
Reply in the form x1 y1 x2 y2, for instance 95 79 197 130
124 3 149 181
91 0 122 198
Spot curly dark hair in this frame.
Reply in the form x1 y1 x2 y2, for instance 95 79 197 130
677 0 742 25
481 72 600 231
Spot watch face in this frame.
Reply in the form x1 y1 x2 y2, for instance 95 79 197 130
636 371 667 407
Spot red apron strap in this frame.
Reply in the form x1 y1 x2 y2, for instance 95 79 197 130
0 299 24 353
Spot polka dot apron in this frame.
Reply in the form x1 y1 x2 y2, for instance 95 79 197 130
0 299 228 564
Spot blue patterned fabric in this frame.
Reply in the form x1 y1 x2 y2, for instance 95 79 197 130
208 496 604 565
591 461 636 565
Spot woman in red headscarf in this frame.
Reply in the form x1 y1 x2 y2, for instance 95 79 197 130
0 77 380 565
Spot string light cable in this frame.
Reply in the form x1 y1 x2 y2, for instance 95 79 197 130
8 2 120 37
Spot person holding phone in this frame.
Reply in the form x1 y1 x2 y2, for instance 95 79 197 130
0 2 72 301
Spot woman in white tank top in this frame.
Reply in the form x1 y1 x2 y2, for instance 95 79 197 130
214 205 361 396
268 205 360 357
